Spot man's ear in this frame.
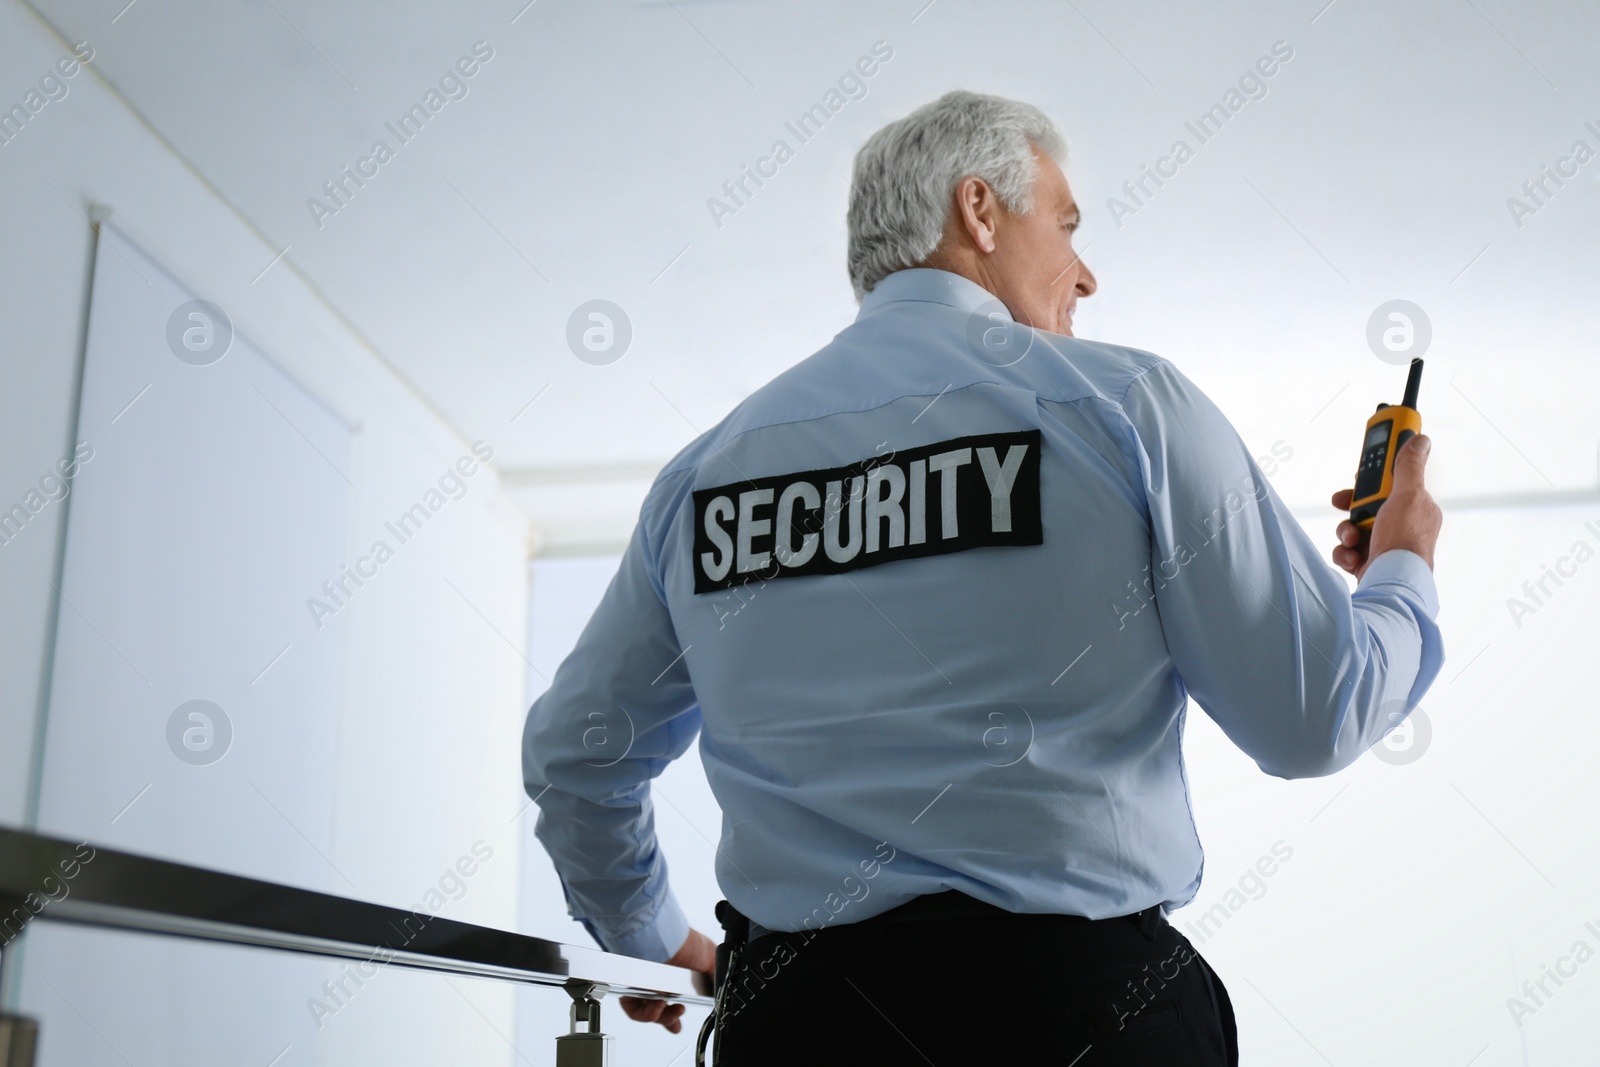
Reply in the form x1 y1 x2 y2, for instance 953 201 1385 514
952 176 1000 254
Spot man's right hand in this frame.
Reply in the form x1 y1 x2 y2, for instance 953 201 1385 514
1330 433 1441 581
617 927 717 1034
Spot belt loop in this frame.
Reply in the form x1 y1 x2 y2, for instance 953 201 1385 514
1135 904 1162 941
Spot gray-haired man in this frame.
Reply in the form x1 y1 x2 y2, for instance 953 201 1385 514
524 89 1443 1064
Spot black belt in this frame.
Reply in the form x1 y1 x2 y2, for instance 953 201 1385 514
868 889 1164 935
723 890 1165 948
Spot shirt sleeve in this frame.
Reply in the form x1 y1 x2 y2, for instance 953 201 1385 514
1118 359 1444 779
521 497 701 962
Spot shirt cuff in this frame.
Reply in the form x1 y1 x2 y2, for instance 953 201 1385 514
595 889 691 963
1356 548 1439 618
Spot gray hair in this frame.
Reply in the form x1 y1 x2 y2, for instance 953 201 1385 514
846 90 1067 301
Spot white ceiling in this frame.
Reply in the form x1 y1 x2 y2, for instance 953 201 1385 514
28 0 1600 547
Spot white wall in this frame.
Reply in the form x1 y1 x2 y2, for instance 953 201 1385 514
0 7 94 829
0 5 533 1064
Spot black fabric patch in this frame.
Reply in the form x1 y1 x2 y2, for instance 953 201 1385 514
691 428 1042 594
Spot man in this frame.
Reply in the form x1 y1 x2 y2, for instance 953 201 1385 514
522 90 1443 1063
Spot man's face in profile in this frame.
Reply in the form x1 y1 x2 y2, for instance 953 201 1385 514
989 149 1097 337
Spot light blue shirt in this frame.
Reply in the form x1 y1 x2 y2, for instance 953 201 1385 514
521 267 1444 962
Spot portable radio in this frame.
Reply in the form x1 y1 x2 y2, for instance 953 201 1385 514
1349 357 1424 529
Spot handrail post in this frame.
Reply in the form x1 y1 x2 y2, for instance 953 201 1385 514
0 939 37 1067
555 977 611 1067
0 1015 37 1067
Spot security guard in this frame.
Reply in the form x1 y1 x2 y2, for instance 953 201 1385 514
522 90 1443 1064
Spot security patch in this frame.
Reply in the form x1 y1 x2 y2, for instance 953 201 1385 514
692 428 1042 593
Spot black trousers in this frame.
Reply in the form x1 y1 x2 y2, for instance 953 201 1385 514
710 892 1238 1065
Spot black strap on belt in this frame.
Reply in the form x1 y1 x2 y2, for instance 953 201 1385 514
697 900 751 1067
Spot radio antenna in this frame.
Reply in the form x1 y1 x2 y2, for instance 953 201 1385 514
1402 357 1424 411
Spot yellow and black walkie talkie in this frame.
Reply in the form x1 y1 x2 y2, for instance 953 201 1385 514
1350 357 1424 528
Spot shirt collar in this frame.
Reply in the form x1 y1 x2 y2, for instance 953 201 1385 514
855 268 1012 322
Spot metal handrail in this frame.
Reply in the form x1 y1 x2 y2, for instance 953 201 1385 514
0 826 711 1005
